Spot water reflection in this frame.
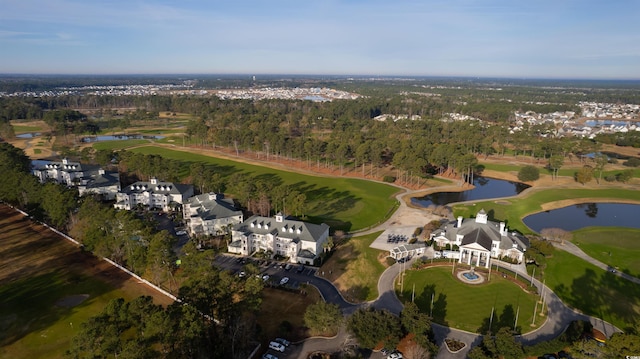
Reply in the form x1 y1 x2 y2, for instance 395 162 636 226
411 177 529 207
81 134 164 142
523 203 640 232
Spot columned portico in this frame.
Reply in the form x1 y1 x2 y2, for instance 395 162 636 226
459 247 490 268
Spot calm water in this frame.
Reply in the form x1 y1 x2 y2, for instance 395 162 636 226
411 177 530 207
523 203 640 232
81 134 164 142
16 132 41 138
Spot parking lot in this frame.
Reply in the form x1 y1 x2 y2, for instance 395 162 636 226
213 254 318 290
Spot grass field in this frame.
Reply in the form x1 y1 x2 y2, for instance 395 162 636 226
11 124 44 133
320 231 388 302
452 188 640 234
91 139 152 151
128 146 400 231
256 286 322 344
571 227 640 277
399 266 540 334
0 205 173 359
543 249 640 332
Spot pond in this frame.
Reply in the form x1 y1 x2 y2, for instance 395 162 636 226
81 134 164 142
16 132 41 138
411 177 530 207
523 203 640 232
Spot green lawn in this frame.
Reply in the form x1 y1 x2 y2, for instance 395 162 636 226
11 124 43 133
128 146 400 231
571 227 640 277
0 205 173 359
0 272 140 359
320 231 388 302
399 267 540 334
452 188 640 234
544 249 640 332
91 139 152 151
481 162 525 173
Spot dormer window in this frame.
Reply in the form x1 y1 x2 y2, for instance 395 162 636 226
289 227 294 233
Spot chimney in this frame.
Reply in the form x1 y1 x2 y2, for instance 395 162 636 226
500 222 506 235
457 216 463 228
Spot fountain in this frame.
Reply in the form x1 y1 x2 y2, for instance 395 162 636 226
458 266 485 284
462 266 479 281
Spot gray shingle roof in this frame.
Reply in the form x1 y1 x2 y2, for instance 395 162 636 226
186 193 242 220
234 214 329 243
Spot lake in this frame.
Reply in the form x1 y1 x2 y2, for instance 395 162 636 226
523 203 640 232
81 134 164 142
411 177 530 207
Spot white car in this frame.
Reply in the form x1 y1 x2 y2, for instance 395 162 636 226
262 274 270 281
279 277 289 285
268 341 285 352
262 354 278 359
275 337 290 346
175 230 187 236
387 351 403 359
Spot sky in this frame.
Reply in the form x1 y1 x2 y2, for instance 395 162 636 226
1 0 639 79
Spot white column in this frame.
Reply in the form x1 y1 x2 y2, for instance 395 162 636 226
485 252 490 268
468 250 472 265
476 251 481 267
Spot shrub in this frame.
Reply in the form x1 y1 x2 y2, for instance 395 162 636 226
623 157 640 167
382 175 396 183
518 165 540 182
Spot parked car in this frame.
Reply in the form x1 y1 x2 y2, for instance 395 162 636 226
274 337 290 346
284 264 292 271
262 354 278 359
269 341 285 352
262 274 270 281
238 271 246 278
280 277 289 285
296 265 305 273
387 351 403 359
175 230 187 236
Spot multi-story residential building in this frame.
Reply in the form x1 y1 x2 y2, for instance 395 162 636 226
114 177 194 212
32 158 120 200
228 213 330 265
77 169 121 200
183 193 243 236
431 209 529 266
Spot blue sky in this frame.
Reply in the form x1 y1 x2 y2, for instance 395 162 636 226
1 0 639 78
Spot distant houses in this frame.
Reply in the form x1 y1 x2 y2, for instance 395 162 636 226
114 177 194 212
183 193 243 236
32 158 120 200
228 212 330 265
431 209 529 266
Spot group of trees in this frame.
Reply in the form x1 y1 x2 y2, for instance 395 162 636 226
5 82 639 184
344 303 437 355
67 257 265 359
0 143 78 228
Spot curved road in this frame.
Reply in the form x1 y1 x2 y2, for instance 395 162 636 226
292 187 635 359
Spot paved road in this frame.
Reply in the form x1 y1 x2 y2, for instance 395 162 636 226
553 241 640 285
218 186 636 359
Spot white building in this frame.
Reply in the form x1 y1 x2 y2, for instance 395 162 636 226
32 158 120 200
228 213 330 265
114 177 194 212
183 193 243 236
431 209 529 266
